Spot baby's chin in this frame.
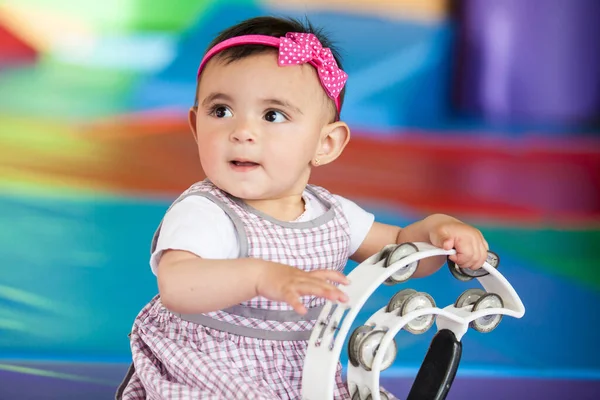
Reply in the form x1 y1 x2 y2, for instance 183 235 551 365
210 177 270 200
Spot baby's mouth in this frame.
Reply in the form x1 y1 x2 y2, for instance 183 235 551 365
230 160 259 167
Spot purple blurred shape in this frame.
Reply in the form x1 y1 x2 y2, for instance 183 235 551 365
454 0 600 126
1 363 600 400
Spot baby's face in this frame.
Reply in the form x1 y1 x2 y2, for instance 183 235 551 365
193 51 333 200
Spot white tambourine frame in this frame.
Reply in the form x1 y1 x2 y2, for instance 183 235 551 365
301 242 525 400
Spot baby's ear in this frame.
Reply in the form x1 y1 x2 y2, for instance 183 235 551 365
188 107 199 143
312 121 351 167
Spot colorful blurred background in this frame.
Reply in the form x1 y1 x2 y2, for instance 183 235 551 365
1 0 599 399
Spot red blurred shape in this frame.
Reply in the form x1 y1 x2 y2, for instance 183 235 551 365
0 23 37 67
85 112 599 226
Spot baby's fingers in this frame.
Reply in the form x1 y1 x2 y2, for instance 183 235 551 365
284 283 348 315
450 238 480 270
298 280 349 304
284 291 308 315
309 270 350 285
466 237 489 270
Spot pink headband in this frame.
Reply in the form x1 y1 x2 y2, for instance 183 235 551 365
197 33 347 116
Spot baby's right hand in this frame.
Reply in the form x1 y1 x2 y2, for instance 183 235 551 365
255 262 350 315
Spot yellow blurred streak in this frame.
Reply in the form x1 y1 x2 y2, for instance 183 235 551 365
264 0 449 23
0 165 106 198
0 115 115 196
0 115 103 162
0 2 95 53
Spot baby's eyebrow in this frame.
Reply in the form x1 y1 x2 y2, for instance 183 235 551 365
261 98 303 115
202 92 234 107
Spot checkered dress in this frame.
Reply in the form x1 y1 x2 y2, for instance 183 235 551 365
118 180 358 399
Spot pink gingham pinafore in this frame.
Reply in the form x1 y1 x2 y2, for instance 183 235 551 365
117 179 354 399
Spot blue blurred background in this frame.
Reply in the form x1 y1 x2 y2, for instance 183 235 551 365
1 0 599 399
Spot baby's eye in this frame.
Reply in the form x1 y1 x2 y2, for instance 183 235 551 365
264 110 287 123
211 106 233 118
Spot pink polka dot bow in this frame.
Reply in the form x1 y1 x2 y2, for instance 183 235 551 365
278 33 348 99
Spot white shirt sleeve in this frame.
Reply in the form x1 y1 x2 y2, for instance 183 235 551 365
333 195 375 257
149 195 240 275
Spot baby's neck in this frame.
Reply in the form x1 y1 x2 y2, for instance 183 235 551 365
244 195 306 222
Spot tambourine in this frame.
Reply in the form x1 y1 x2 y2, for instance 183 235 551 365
302 242 525 400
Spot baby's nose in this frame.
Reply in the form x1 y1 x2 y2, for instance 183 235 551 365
230 125 256 143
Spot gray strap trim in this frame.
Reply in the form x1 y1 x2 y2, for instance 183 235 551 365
177 313 314 341
221 304 324 322
232 185 336 228
151 190 249 258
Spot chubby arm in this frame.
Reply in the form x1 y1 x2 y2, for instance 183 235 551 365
157 250 264 314
157 250 350 315
350 214 488 278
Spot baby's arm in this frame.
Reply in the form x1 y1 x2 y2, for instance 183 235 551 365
158 250 349 315
350 214 489 278
157 249 265 314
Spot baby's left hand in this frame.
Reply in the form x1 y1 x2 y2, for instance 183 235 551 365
427 215 489 270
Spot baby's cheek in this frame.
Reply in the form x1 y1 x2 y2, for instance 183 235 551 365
198 148 219 175
275 150 307 175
